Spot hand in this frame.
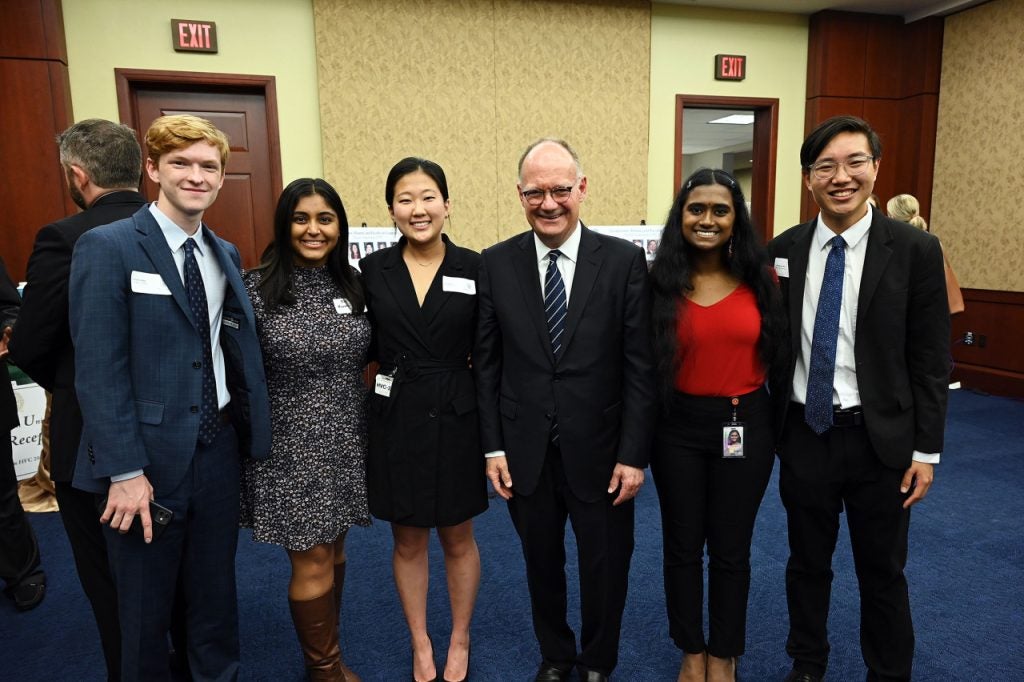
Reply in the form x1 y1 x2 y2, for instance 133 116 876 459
900 461 934 508
486 456 514 500
608 463 645 506
101 474 155 542
0 325 11 359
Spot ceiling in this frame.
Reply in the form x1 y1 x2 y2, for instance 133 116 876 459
661 0 989 23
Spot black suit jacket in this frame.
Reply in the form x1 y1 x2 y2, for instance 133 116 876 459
767 212 950 469
0 257 19 432
8 191 147 482
475 225 656 502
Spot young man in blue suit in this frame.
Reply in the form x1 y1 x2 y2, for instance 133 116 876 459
70 115 271 681
768 116 949 682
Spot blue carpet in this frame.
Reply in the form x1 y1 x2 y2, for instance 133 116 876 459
1 389 1021 680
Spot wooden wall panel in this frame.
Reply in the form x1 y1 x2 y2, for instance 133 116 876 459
863 17 904 99
806 13 868 98
951 289 1024 397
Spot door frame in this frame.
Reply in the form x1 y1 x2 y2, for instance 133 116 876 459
114 68 283 199
674 94 779 241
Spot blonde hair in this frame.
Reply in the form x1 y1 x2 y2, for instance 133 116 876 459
887 193 928 231
144 115 230 170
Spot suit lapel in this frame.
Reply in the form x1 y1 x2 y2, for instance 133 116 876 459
135 211 196 330
786 220 815 354
204 226 253 327
559 225 601 361
510 231 554 365
380 241 432 353
421 235 461 326
857 214 894 326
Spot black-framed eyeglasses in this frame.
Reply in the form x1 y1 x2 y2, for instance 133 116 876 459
520 185 575 206
807 154 875 180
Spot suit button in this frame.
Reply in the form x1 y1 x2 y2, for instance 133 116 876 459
428 408 438 418
545 412 553 420
193 361 202 369
190 405 199 413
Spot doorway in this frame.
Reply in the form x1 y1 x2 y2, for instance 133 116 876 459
115 69 283 268
674 95 778 242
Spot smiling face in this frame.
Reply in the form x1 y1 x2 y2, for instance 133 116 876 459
681 183 734 254
388 170 449 248
518 142 587 249
145 141 225 233
804 131 879 234
290 193 340 267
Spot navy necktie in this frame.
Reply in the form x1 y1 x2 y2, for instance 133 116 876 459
805 235 847 435
544 250 567 443
183 238 219 444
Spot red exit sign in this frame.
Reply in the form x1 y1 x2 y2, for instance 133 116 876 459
715 54 746 81
172 19 218 53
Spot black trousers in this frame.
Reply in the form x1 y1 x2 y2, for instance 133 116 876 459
55 480 121 681
779 405 913 682
507 443 635 675
650 388 774 658
0 435 41 591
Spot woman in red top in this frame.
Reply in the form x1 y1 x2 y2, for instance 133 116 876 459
649 168 786 682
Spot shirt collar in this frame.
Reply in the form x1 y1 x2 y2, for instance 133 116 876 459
149 203 207 255
534 221 582 265
813 204 872 252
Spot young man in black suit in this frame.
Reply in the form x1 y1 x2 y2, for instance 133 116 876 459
767 116 950 682
0 256 46 612
8 119 145 679
476 139 656 682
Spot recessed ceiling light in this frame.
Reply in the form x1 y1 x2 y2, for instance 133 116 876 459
708 114 754 125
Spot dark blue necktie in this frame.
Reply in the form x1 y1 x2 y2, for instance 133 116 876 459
805 235 847 435
544 250 567 442
183 238 219 444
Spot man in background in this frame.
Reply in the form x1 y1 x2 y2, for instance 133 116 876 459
10 118 145 679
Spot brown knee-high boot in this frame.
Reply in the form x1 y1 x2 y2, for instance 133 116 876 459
289 590 344 681
333 561 360 682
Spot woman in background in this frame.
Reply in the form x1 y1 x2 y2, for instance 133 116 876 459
888 192 964 315
649 168 786 682
361 157 486 682
242 178 369 681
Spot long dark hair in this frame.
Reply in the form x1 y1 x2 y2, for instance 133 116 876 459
253 178 365 313
649 168 785 397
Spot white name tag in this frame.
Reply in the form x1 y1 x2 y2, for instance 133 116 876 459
374 374 393 397
130 271 172 295
774 257 789 278
442 276 476 295
333 298 352 314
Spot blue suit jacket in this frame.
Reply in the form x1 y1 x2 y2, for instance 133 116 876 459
69 206 271 494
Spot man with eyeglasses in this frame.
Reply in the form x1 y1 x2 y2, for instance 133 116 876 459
475 138 655 682
767 116 950 682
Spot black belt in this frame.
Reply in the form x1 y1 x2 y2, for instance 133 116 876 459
793 402 864 428
379 356 469 382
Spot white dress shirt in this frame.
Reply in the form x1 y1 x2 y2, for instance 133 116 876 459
533 221 582 305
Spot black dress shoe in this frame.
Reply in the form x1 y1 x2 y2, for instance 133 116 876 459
8 571 46 611
534 663 572 682
578 670 609 682
784 671 822 682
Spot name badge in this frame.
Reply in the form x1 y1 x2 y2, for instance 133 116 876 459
130 271 172 296
442 276 476 295
774 258 789 278
222 316 240 329
374 374 393 397
333 298 353 314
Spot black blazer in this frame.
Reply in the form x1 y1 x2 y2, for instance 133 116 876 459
0 257 19 432
9 191 146 482
475 225 657 502
767 212 950 469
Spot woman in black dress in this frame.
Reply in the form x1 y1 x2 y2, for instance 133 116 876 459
241 178 369 681
361 158 486 682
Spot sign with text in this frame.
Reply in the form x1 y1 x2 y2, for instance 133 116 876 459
172 19 218 53
11 383 46 481
715 54 746 81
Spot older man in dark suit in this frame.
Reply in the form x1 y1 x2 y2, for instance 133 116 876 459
9 118 145 679
767 115 949 682
476 139 656 682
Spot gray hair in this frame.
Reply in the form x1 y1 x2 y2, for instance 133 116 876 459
57 119 142 189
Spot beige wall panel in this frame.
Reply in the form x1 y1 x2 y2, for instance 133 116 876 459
315 0 650 251
933 0 1024 292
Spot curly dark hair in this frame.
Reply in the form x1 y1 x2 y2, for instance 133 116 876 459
648 168 786 398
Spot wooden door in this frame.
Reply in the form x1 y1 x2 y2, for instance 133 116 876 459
117 70 282 268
